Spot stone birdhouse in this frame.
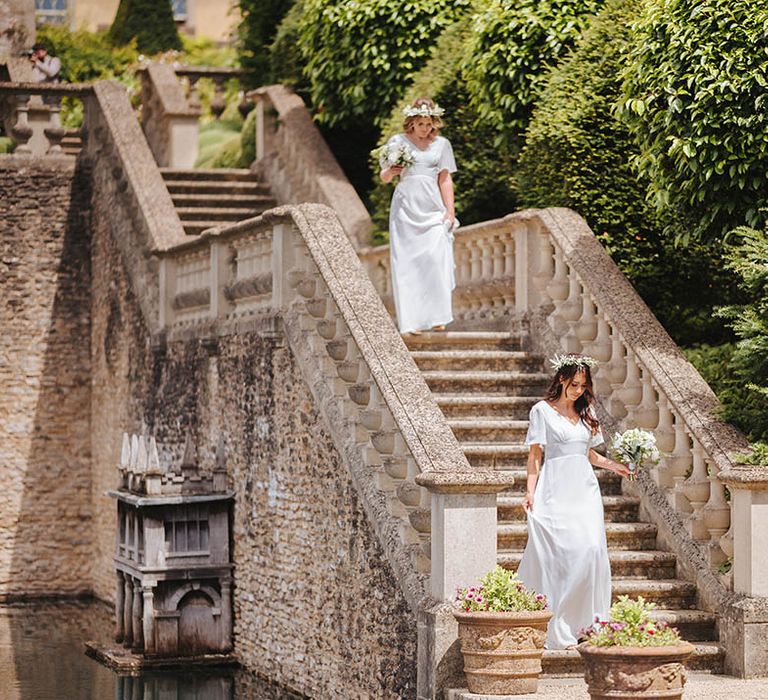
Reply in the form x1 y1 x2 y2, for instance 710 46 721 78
108 433 234 658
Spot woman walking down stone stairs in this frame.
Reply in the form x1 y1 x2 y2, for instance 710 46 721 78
404 329 724 675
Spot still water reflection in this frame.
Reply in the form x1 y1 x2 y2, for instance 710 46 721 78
0 601 305 700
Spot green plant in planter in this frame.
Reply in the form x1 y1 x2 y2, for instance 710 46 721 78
580 596 682 646
456 565 548 612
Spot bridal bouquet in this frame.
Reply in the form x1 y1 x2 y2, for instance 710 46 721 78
610 428 660 480
372 142 416 170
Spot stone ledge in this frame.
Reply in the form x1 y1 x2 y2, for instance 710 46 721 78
416 471 515 494
85 641 238 673
719 465 768 490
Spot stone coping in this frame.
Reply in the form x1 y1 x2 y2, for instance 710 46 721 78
107 490 235 506
154 212 274 255
415 471 515 494
248 84 372 249
0 80 94 96
174 66 247 78
718 465 768 490
90 80 187 253
138 64 199 118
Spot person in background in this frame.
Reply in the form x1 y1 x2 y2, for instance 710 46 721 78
29 43 61 84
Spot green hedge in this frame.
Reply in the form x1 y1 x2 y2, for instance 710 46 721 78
369 11 518 243
620 0 768 242
297 0 470 127
515 0 738 346
269 0 308 93
109 0 181 54
463 0 604 142
238 0 294 87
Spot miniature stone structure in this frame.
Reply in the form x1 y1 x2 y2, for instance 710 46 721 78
109 433 234 658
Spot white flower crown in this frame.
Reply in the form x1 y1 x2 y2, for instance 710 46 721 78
403 103 445 118
549 353 598 373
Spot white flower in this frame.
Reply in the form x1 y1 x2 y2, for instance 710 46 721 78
403 103 445 118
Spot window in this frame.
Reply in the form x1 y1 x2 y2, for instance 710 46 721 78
35 0 68 25
118 508 144 563
171 0 188 21
164 504 210 554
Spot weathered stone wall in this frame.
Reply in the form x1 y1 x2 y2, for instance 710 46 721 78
88 211 417 697
0 157 93 598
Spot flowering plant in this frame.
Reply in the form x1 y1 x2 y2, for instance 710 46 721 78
580 596 682 647
455 565 548 613
372 142 416 171
610 428 660 480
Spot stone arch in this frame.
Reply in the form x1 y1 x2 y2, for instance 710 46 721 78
167 582 221 612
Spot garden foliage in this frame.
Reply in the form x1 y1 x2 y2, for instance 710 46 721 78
238 0 294 87
515 0 738 346
109 0 181 54
620 0 768 242
582 596 682 647
297 0 469 127
463 0 604 142
269 0 308 93
456 566 548 613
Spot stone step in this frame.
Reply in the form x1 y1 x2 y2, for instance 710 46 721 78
497 522 658 552
180 220 234 236
423 370 550 395
497 494 641 523
160 167 257 181
410 349 543 372
435 395 539 419
495 467 624 495
541 642 724 676
449 418 529 443
175 206 272 221
170 192 275 207
611 579 697 608
164 180 271 195
460 442 529 468
403 331 526 351
498 549 677 580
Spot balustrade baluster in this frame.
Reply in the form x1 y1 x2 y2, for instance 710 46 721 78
605 326 628 419
701 459 730 567
43 99 66 155
652 393 676 489
491 233 505 279
667 414 693 513
10 95 33 154
546 243 569 337
558 268 583 352
628 364 659 430
211 77 227 119
186 76 201 111
614 349 642 423
573 288 598 351
681 437 710 540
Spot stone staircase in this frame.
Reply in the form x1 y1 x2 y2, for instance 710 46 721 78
404 330 725 676
160 168 277 236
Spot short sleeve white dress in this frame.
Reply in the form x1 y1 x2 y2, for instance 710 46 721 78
387 133 457 334
517 400 611 649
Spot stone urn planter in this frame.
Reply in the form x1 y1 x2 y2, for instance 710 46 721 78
453 609 553 695
578 640 694 699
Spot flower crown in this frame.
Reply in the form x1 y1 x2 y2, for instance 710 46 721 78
403 103 445 118
549 353 598 373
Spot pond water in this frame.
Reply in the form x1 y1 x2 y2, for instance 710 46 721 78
0 601 305 700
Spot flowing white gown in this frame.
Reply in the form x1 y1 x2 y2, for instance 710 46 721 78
387 133 457 334
517 400 611 649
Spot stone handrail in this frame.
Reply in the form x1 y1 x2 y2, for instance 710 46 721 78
156 203 514 614
247 85 373 250
360 207 768 676
0 81 91 157
137 64 201 169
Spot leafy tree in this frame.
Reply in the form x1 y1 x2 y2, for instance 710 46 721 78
109 0 181 54
238 0 294 88
269 0 309 95
370 10 518 242
619 0 768 242
515 0 738 346
298 0 469 127
463 0 604 143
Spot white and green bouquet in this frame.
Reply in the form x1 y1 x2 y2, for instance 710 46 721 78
610 428 660 480
372 141 416 171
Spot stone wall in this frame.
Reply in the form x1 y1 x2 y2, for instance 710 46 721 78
0 156 93 598
88 208 418 697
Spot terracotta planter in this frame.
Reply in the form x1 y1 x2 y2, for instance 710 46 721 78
453 610 552 695
577 641 695 699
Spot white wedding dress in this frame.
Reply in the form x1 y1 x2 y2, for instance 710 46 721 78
517 400 611 649
387 133 457 334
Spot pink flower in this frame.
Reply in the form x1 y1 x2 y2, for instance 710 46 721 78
475 596 484 605
610 622 624 631
647 629 655 635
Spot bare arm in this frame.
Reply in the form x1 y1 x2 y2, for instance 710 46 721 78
380 165 403 184
522 444 543 512
588 448 631 477
437 169 455 223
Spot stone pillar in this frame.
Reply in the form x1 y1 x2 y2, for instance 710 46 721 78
220 578 233 652
115 571 125 642
123 576 134 647
414 470 515 700
132 579 144 651
142 585 156 655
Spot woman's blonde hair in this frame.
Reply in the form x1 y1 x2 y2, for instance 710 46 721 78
403 97 444 136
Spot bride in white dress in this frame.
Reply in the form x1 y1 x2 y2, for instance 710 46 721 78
379 98 457 334
517 354 630 649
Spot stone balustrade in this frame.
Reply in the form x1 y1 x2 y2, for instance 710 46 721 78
360 208 768 677
0 81 90 157
173 65 250 121
247 85 373 249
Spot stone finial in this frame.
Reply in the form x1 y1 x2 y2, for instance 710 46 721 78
130 434 140 471
137 436 148 473
147 437 161 475
181 433 196 470
215 435 226 470
120 433 131 469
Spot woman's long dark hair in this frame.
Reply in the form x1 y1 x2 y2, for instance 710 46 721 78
545 357 600 434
